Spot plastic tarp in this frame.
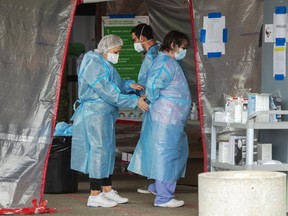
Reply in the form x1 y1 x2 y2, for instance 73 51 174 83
188 0 263 170
144 0 198 105
0 0 78 210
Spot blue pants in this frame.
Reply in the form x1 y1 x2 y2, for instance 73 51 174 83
148 180 177 204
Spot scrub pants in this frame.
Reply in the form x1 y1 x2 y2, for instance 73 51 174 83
148 180 177 204
90 175 112 191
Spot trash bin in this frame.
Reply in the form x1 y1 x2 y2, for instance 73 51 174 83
44 136 78 194
198 171 286 216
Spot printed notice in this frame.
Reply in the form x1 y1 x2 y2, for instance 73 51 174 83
203 16 225 55
273 13 287 39
273 45 286 79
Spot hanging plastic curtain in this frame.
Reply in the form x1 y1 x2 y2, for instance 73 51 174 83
188 0 263 171
0 0 78 212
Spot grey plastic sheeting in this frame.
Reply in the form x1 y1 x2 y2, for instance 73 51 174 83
146 0 198 106
0 0 77 208
190 0 263 169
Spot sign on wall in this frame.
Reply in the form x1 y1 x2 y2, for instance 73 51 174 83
102 16 149 81
200 12 227 58
273 6 287 80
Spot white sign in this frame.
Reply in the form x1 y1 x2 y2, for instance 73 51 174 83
273 12 287 40
273 45 286 78
202 16 226 55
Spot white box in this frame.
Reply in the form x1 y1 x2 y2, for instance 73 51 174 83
257 143 272 161
218 142 230 163
122 152 128 162
122 151 134 162
248 93 270 122
127 152 133 162
214 112 232 123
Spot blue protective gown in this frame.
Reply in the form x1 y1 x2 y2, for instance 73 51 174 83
137 44 160 87
128 52 192 181
71 50 138 179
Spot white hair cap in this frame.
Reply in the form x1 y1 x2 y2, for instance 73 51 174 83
96 34 123 54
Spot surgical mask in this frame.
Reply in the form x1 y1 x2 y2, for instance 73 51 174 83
174 48 187 60
133 25 146 53
134 39 153 53
134 42 144 53
107 53 119 64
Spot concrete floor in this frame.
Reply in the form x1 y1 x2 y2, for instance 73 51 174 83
44 174 198 216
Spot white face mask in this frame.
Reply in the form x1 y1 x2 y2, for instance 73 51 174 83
133 25 146 53
107 53 119 64
134 42 144 53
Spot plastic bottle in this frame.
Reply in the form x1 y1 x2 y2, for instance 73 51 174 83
234 97 242 123
274 96 282 122
241 98 248 124
190 103 198 120
225 97 234 123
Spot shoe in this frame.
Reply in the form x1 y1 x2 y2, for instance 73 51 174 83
154 199 184 208
87 193 117 208
103 189 129 204
137 185 156 195
137 185 151 194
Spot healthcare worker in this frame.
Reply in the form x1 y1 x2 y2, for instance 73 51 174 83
71 34 149 208
128 30 191 208
131 23 160 90
131 23 160 194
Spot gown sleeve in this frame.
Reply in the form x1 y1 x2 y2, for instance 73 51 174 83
81 58 138 108
146 56 175 103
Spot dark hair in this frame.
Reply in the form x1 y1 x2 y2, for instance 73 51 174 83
160 30 189 52
131 23 154 40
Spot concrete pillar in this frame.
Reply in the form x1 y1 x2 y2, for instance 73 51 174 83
198 171 286 216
